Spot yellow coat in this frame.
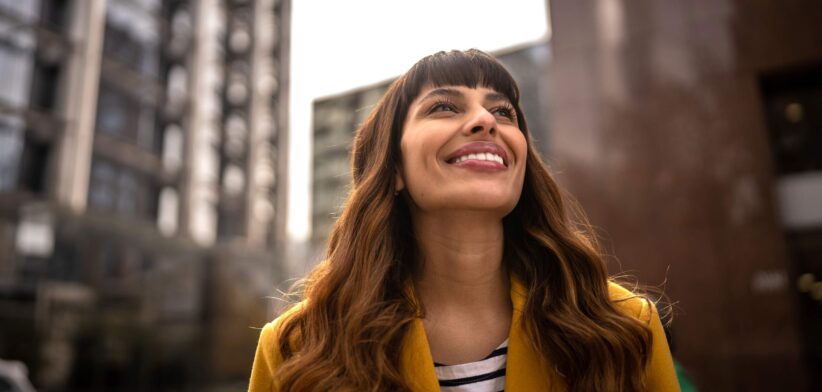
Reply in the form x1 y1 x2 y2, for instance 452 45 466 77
249 280 681 391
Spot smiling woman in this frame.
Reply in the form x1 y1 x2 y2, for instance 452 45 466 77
249 49 680 392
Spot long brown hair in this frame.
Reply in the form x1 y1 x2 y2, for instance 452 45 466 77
274 49 653 391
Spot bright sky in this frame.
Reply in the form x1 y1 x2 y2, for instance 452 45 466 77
288 0 550 242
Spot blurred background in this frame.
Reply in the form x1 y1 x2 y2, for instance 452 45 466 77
0 0 819 391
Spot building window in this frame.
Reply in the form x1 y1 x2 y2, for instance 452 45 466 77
97 86 130 137
18 137 50 194
88 158 157 219
0 36 35 108
39 0 69 32
88 159 116 209
29 60 60 112
102 21 142 67
96 84 158 151
0 117 24 191
103 5 161 78
762 66 822 176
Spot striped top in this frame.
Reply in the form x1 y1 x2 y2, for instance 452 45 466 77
434 339 508 392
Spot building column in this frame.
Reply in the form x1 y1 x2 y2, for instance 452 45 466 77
53 0 107 212
181 0 220 245
245 0 278 247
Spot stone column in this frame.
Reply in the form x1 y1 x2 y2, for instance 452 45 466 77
52 0 107 212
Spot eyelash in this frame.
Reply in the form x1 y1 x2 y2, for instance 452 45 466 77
429 99 457 114
492 104 517 120
428 100 517 121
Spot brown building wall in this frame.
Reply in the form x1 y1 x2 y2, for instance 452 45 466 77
546 0 822 390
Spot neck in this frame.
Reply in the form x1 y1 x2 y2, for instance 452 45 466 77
411 210 510 313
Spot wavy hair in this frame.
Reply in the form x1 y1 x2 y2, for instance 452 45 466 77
274 49 653 391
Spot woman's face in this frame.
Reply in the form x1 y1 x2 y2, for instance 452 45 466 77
397 84 527 216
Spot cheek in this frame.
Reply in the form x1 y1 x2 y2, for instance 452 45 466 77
508 132 528 168
400 132 439 173
398 134 427 195
512 134 529 185
399 136 419 175
399 132 446 205
515 132 528 156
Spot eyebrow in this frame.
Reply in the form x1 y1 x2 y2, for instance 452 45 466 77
418 87 462 102
484 91 509 103
418 87 512 104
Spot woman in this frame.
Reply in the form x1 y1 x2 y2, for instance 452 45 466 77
249 49 680 391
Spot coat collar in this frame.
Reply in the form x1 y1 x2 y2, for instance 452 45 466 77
400 277 554 391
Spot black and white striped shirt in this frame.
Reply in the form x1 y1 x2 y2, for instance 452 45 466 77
434 339 508 392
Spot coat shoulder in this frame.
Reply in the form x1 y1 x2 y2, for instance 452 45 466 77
248 301 306 392
607 281 653 322
607 281 681 391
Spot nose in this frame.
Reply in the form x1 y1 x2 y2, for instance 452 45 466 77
465 107 497 136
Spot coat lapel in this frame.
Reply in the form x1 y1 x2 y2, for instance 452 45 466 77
400 317 440 391
505 278 555 391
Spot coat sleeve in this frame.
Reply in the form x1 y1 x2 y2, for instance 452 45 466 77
640 299 681 392
248 321 281 392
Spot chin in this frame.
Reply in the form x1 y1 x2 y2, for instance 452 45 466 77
439 193 520 214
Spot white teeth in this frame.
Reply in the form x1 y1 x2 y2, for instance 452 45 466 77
453 152 505 165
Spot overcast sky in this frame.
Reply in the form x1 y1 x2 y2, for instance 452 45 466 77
288 0 550 241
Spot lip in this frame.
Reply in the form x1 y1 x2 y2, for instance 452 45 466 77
445 141 510 167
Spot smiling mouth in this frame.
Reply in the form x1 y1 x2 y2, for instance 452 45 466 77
448 152 506 166
445 154 508 172
444 141 510 172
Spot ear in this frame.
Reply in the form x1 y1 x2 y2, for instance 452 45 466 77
394 169 405 194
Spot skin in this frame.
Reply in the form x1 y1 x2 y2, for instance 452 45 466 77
396 85 528 365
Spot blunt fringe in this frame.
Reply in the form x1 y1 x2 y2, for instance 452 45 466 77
273 49 653 391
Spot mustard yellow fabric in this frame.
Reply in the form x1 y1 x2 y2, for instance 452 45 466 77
249 280 681 391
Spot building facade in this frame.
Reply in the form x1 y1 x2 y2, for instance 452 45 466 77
545 0 822 390
0 0 290 390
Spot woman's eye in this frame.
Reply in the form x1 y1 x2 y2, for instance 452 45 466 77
493 107 515 119
430 102 456 113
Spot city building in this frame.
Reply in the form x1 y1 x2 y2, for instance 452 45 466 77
545 0 822 390
0 0 290 390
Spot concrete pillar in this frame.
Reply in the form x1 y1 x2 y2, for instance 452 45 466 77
53 0 107 212
181 0 220 245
